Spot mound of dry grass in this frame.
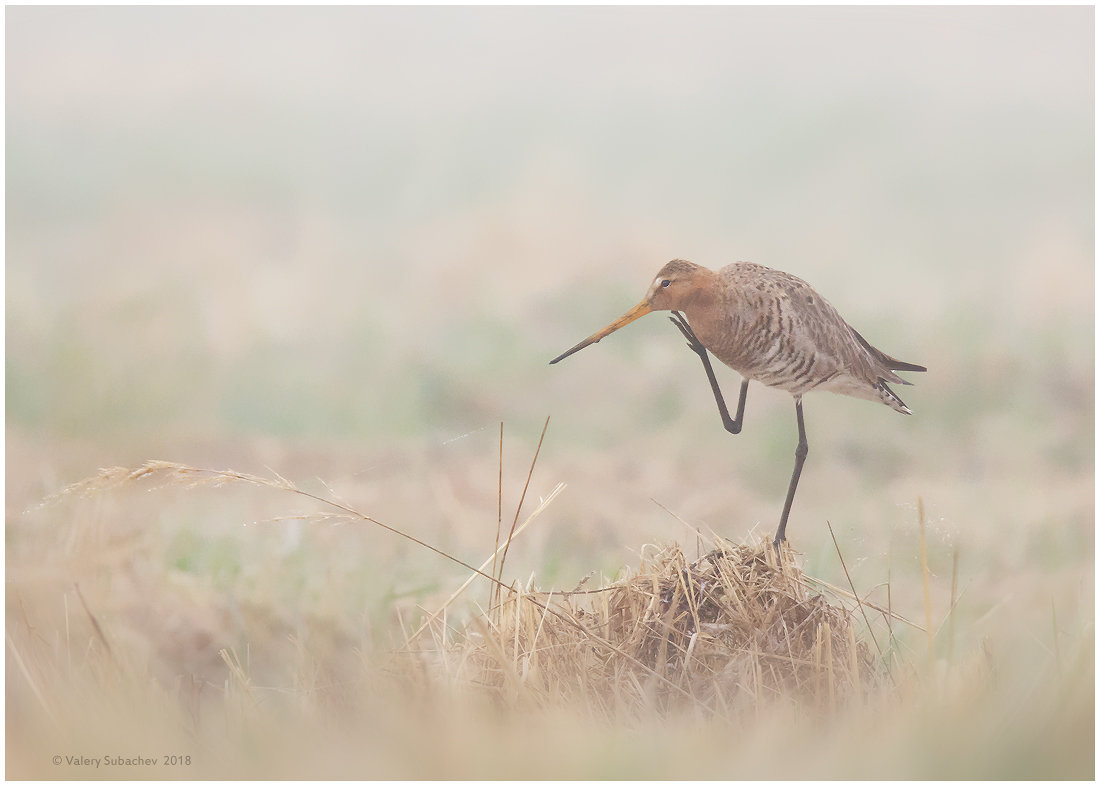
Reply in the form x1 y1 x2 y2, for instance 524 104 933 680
416 540 880 721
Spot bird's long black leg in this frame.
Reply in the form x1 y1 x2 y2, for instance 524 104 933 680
669 312 748 435
773 396 808 550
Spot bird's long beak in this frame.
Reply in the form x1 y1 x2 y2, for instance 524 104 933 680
549 299 653 364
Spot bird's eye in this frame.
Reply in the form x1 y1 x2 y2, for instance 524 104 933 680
660 279 671 288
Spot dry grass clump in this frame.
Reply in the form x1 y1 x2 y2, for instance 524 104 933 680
423 540 880 720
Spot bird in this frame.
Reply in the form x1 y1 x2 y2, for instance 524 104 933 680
549 259 926 550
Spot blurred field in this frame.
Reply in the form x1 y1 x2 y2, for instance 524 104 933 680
6 6 1094 780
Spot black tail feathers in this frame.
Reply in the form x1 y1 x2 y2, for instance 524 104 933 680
886 357 927 374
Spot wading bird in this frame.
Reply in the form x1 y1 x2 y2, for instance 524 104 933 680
550 259 925 549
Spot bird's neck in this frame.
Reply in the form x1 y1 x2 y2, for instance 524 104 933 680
679 282 723 345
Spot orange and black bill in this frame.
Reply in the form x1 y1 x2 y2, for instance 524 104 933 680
549 300 653 364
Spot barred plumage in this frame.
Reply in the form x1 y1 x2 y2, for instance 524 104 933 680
676 260 922 413
550 258 926 549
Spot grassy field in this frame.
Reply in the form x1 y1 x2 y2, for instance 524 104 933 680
6 432 1093 779
7 6 1094 780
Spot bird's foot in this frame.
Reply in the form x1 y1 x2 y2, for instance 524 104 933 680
668 312 707 358
772 535 786 569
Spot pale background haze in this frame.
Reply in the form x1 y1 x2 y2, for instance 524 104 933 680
7 7 1094 778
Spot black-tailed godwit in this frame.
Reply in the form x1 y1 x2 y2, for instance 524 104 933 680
550 259 926 548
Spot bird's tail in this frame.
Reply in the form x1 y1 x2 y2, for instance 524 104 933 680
878 379 914 415
884 357 927 374
848 325 926 384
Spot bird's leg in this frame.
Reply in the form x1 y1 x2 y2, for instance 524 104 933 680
773 397 808 550
668 312 749 435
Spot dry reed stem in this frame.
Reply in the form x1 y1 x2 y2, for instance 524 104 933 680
918 497 935 670
402 482 565 649
7 633 62 730
494 416 551 609
73 582 116 664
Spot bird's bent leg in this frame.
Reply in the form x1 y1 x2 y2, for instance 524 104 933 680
773 397 808 550
669 312 749 435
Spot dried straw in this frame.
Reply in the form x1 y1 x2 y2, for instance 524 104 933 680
432 540 881 720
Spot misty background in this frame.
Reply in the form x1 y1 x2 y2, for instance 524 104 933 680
7 5 1092 578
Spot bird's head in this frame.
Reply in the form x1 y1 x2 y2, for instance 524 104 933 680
549 259 709 364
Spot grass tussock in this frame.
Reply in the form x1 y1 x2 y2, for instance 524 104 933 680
420 540 879 721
